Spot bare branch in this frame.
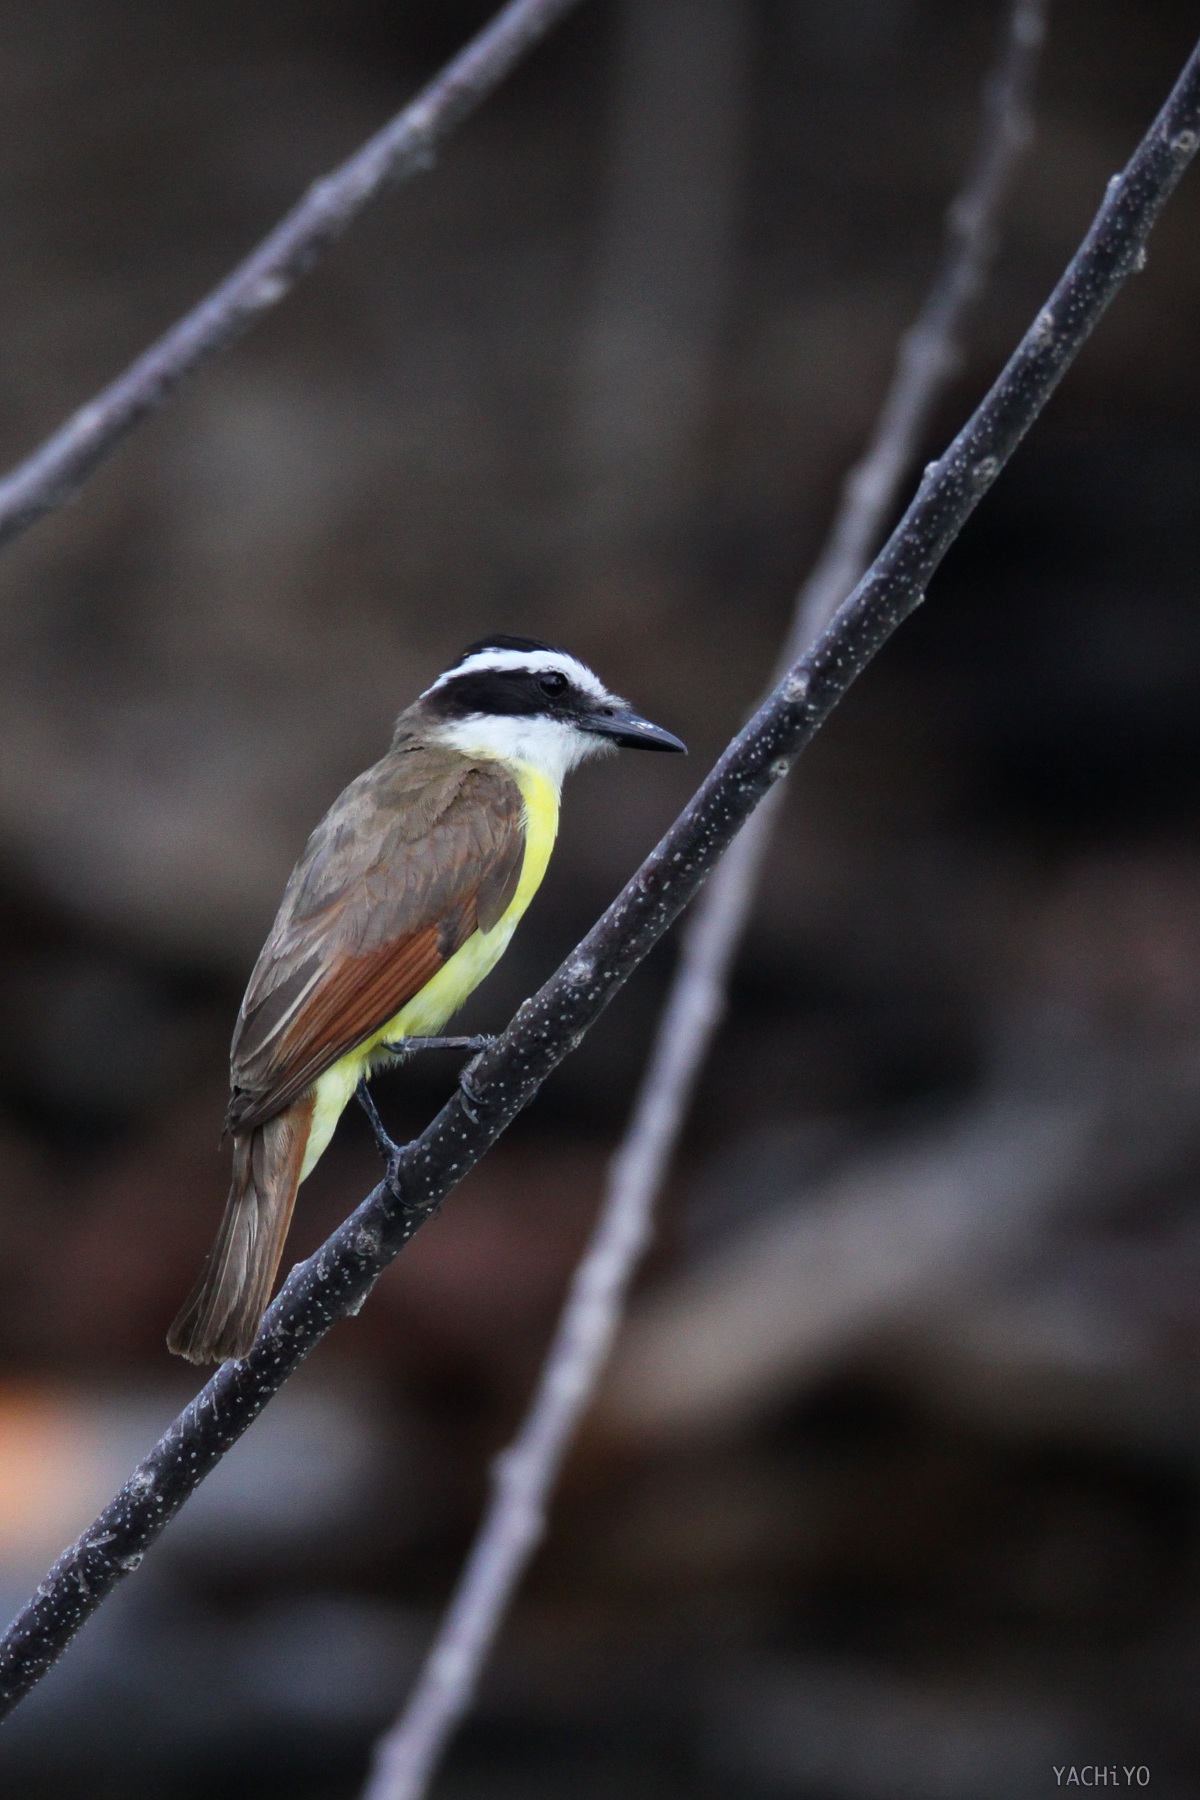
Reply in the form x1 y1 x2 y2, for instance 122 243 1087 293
0 0 586 552
361 5 1049 1795
1 9 1197 1730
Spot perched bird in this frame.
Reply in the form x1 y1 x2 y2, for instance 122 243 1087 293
168 635 686 1363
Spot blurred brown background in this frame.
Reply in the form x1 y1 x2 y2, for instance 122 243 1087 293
0 0 1199 1794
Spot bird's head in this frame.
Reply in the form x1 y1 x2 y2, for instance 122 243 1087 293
416 635 686 785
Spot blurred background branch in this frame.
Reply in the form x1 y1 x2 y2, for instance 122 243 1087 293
0 0 585 553
362 4 1048 1795
599 1040 1200 1440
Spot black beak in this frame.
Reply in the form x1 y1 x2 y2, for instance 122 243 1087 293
581 703 687 753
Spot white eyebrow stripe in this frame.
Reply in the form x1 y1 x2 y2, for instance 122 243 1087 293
424 649 609 701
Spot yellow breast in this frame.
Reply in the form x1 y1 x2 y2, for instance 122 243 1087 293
300 762 560 1180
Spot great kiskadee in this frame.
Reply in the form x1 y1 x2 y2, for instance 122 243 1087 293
168 636 685 1364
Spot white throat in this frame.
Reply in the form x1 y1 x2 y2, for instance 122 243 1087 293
431 713 613 789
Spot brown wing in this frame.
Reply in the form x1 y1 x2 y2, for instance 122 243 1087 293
225 748 526 1134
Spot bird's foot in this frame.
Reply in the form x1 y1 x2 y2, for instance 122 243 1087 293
356 1079 401 1166
360 1039 496 1151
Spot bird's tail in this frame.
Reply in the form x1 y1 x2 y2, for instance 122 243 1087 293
167 1095 315 1364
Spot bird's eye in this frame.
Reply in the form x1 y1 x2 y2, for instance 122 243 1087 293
538 671 568 698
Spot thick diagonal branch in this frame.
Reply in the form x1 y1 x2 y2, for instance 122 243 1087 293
0 0 586 551
361 4 1048 1795
1 14 1197 1728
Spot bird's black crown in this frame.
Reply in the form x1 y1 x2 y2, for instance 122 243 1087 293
453 633 566 665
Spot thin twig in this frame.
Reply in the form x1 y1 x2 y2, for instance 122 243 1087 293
0 0 586 552
361 5 1048 1795
1 11 1196 1725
